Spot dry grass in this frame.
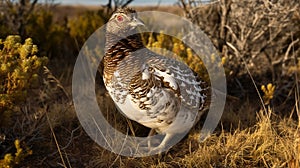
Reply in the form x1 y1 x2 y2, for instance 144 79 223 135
9 75 297 167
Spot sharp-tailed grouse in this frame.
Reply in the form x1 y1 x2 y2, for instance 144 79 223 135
103 8 210 152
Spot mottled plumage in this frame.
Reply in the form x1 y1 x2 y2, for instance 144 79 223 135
103 8 210 152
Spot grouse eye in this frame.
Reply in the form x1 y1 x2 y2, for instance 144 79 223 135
117 15 124 22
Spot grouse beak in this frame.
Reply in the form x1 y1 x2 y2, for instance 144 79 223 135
129 17 145 27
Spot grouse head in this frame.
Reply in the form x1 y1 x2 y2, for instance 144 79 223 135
106 8 144 38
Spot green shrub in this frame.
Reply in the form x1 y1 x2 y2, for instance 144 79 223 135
25 10 73 59
0 35 48 126
68 10 108 47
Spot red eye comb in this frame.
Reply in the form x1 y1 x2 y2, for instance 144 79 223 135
117 15 123 22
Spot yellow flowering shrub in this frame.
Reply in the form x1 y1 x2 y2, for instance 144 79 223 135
261 83 276 105
0 35 48 126
0 139 32 168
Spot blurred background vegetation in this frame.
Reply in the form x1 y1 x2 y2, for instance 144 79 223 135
0 0 299 167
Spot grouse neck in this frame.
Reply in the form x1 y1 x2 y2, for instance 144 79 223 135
105 32 145 55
